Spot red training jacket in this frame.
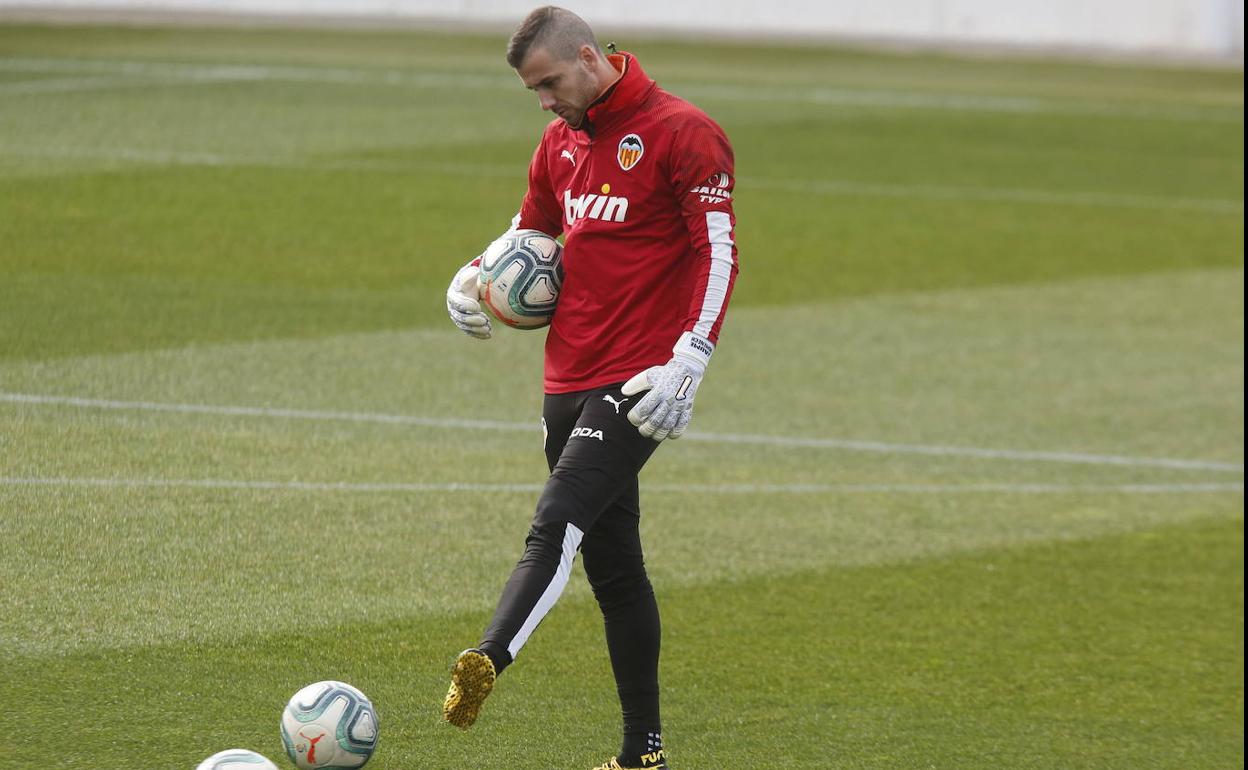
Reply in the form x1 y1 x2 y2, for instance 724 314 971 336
514 52 739 394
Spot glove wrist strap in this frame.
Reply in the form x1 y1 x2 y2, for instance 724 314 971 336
673 331 714 371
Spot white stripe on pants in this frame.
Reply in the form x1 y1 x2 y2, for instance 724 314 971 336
506 522 585 659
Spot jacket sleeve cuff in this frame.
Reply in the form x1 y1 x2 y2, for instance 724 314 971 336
673 331 715 369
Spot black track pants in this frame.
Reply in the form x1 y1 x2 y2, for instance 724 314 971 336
479 381 664 732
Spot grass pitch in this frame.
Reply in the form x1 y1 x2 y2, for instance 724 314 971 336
0 20 1243 770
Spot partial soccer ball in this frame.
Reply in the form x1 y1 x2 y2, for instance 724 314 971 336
478 229 563 329
195 749 279 770
280 681 379 769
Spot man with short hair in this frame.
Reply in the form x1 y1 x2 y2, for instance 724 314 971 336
443 7 738 769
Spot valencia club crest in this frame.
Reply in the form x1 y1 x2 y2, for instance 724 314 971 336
617 133 644 171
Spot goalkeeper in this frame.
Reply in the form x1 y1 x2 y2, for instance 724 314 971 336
442 7 738 770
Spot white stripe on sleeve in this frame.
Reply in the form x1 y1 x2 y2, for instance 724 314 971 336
694 211 735 339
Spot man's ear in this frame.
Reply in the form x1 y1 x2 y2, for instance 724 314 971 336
577 43 600 69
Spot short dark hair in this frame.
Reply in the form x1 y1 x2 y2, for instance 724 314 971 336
506 6 600 69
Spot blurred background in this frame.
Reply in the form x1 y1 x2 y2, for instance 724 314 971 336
1 0 1244 59
0 3 1242 770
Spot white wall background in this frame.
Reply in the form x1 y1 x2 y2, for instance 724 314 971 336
4 0 1244 58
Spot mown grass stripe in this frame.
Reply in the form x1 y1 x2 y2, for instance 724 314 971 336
1 476 1241 495
3 392 1241 473
2 144 1240 214
2 142 1238 214
1 56 1240 123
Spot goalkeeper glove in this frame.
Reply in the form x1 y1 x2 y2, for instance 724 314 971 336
446 258 492 340
621 332 714 442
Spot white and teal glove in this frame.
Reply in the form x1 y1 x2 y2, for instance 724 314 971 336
621 332 715 442
446 258 492 340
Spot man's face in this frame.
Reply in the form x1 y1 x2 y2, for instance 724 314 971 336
515 45 600 127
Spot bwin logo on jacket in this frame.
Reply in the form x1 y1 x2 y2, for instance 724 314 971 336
564 188 629 224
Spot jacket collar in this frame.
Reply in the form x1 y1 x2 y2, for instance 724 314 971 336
578 52 655 137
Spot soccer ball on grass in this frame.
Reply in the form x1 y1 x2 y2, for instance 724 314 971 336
195 749 279 770
280 681 379 769
478 229 563 329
